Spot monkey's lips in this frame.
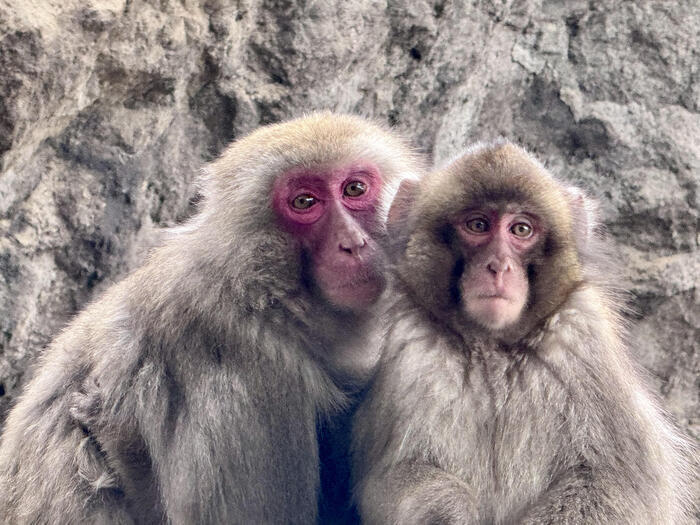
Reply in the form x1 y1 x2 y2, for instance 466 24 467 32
473 293 512 302
316 267 386 311
462 291 525 331
468 294 516 314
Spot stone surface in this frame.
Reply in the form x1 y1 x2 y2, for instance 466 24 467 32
0 0 697 451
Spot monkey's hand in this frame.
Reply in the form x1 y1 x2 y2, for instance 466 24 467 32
357 461 479 525
513 463 620 525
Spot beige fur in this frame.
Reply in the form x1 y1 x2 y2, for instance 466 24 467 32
0 112 424 523
352 141 695 524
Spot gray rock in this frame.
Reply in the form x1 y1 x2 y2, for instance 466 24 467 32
1 0 697 457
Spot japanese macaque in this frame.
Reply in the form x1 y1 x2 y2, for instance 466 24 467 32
0 113 423 523
352 141 695 524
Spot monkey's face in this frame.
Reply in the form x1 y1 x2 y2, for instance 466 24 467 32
272 164 387 311
397 142 582 341
454 206 542 332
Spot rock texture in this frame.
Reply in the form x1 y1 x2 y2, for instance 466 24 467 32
0 0 697 450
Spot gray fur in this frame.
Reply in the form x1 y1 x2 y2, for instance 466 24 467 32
0 113 422 524
352 143 695 525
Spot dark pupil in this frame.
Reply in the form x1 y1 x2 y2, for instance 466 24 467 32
513 224 530 236
292 195 315 209
345 181 366 197
469 219 487 232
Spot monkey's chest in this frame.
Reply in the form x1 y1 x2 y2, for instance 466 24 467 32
442 354 572 519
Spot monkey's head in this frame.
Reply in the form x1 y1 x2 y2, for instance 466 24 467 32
394 140 584 341
190 112 422 313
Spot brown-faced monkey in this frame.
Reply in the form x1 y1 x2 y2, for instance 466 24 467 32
351 141 695 524
0 113 423 523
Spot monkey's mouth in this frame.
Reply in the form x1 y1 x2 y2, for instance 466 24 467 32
333 274 377 288
475 294 511 301
317 269 386 310
327 272 385 296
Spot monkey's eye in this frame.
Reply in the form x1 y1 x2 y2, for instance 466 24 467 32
465 217 489 234
344 181 367 197
511 222 533 238
291 194 317 210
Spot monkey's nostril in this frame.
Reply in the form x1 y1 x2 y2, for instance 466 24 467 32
340 239 367 255
487 259 511 275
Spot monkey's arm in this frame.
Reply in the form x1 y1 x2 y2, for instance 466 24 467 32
130 335 320 523
0 334 136 523
352 335 480 525
513 409 691 525
515 291 693 525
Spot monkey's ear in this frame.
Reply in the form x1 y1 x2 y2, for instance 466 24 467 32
388 179 419 229
564 185 599 254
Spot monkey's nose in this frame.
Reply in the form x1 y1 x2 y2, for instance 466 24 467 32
340 238 367 256
487 258 511 276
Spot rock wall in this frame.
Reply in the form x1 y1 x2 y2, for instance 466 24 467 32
0 0 697 444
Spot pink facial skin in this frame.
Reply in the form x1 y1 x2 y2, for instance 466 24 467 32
272 164 386 311
454 208 541 331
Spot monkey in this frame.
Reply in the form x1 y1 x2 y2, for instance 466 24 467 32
0 112 423 524
351 140 695 525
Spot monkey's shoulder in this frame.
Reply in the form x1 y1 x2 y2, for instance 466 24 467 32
526 284 626 363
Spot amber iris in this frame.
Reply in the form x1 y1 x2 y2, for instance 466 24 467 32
344 181 367 197
292 195 316 209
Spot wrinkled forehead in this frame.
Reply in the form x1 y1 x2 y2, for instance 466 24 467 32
457 187 536 210
415 166 571 235
456 200 537 217
272 163 383 196
265 133 406 174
